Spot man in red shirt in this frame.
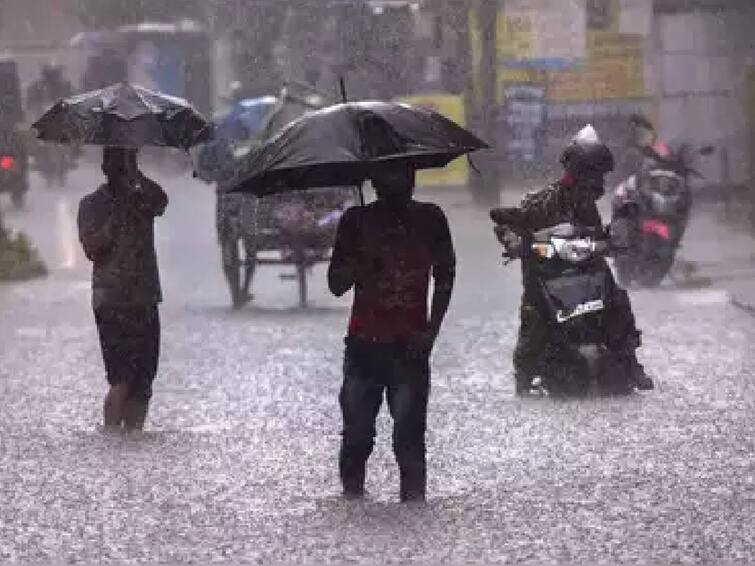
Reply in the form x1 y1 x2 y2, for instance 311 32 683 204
328 165 456 502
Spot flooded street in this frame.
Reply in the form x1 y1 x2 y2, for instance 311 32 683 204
1 167 753 563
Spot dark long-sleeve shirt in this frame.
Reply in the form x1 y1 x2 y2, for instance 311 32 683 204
517 182 603 232
328 199 456 343
78 175 167 307
512 182 605 299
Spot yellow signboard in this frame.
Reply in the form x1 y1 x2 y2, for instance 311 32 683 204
545 0 646 102
586 0 644 57
497 12 533 61
498 67 545 103
547 52 644 102
497 0 586 62
488 0 646 104
398 94 468 187
588 29 643 58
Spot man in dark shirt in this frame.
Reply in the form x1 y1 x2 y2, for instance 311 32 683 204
78 147 168 430
491 125 653 394
328 165 455 502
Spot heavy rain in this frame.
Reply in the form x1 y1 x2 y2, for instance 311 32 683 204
0 0 753 563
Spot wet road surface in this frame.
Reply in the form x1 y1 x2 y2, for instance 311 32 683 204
1 167 753 563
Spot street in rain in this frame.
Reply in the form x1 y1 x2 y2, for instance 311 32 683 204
0 1 754 563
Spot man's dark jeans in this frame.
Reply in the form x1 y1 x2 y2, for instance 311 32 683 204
339 336 430 501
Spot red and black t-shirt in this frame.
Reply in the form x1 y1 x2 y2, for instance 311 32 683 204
329 200 456 343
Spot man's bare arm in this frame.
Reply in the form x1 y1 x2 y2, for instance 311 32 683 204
327 210 359 297
429 208 456 338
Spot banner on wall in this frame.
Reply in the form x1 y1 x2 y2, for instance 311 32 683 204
498 0 586 69
498 0 652 103
399 94 469 187
546 52 644 102
498 84 547 162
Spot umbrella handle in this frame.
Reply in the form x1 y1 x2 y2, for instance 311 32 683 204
358 182 365 206
339 77 348 104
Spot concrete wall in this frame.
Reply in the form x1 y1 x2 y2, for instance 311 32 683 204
654 6 755 185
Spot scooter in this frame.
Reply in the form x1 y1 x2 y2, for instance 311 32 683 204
491 209 636 396
611 143 714 287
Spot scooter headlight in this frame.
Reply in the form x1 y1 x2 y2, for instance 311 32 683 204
531 242 555 259
551 237 596 263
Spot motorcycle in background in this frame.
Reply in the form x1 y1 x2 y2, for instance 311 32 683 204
611 142 714 287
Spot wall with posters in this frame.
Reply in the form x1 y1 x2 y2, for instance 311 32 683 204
491 0 652 174
494 0 650 102
497 0 586 66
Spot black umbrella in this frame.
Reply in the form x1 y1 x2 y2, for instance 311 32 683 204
228 100 488 196
32 82 211 150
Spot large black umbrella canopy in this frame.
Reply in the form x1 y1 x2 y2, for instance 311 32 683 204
32 82 211 150
229 101 488 196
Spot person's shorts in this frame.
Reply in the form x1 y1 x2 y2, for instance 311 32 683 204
94 305 160 401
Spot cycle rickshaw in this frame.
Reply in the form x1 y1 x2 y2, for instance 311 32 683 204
196 84 359 308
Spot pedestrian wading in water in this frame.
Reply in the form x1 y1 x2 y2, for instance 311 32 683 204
77 147 168 430
328 164 456 502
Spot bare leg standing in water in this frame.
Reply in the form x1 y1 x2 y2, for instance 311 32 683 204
103 383 128 429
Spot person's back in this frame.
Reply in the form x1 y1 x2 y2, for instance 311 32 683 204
328 165 455 502
334 199 453 343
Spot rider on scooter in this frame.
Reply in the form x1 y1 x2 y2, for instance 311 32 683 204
491 125 655 394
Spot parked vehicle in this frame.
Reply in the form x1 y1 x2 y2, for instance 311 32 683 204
611 142 714 287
